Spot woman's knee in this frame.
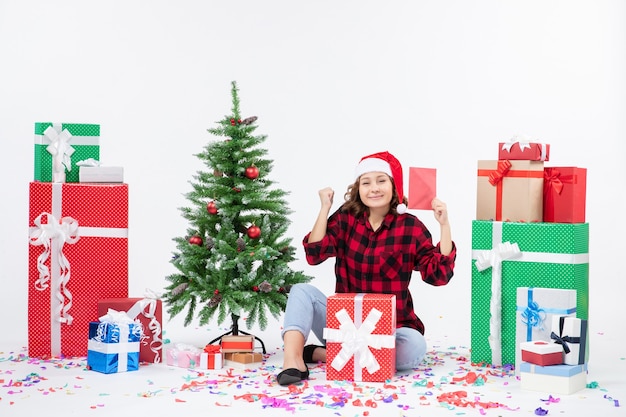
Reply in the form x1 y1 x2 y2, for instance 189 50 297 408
395 328 427 371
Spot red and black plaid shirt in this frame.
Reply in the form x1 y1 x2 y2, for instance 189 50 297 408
303 208 456 334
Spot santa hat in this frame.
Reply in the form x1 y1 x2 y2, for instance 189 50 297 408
354 151 407 214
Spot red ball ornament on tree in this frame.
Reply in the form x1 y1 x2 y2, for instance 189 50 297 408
252 286 259 292
247 225 261 239
189 235 203 246
214 289 219 295
245 165 259 179
207 201 218 215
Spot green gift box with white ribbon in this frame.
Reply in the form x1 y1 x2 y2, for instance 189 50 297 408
34 122 100 183
470 220 589 367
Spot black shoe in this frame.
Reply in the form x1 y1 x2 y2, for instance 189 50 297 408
303 344 325 364
276 365 309 386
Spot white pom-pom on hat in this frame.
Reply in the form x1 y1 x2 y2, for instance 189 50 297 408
354 151 407 214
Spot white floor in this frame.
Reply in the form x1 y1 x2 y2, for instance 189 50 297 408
1 319 624 417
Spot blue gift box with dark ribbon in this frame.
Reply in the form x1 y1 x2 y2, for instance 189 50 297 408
87 310 143 374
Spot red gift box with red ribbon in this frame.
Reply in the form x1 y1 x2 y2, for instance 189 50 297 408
543 167 587 223
498 141 550 161
97 296 163 363
28 182 129 358
476 160 544 222
323 293 396 382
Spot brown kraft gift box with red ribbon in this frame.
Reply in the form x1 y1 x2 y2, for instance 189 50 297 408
28 182 129 358
220 335 255 352
97 295 163 363
543 167 587 223
476 160 544 222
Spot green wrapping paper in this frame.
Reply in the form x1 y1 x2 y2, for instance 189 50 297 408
34 122 100 183
470 220 589 367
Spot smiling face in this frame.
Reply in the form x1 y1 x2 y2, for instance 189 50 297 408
358 172 394 211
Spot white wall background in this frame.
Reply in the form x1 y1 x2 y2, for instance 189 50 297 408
1 1 624 350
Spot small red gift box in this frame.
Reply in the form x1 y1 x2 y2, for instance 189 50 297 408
520 341 563 366
323 293 396 382
543 167 587 223
220 335 254 352
97 295 163 363
498 141 550 161
476 160 544 222
28 182 129 358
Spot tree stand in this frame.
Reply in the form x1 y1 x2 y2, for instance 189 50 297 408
208 312 267 354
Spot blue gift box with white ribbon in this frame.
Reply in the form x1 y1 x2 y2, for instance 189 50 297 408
520 362 587 395
87 319 142 374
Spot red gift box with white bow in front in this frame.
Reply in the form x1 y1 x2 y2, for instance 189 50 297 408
323 293 396 382
28 182 129 358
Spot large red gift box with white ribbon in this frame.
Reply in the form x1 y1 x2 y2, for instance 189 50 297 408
28 182 129 358
323 293 396 382
97 296 163 363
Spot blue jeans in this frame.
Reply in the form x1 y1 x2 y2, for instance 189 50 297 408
281 283 427 371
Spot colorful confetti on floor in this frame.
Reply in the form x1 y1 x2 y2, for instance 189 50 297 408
1 341 623 417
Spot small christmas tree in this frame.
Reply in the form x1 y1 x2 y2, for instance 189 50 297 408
164 81 312 336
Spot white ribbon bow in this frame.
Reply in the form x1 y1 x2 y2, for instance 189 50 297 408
76 158 101 167
124 289 164 363
500 133 534 153
323 308 395 375
29 212 80 325
474 241 521 272
95 309 143 372
44 124 75 183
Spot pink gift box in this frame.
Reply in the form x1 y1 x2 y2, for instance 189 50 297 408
166 344 201 368
323 293 396 382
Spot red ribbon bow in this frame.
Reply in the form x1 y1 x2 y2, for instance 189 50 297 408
488 160 512 185
204 344 221 353
544 169 564 195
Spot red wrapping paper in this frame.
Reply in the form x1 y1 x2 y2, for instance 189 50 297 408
324 293 396 382
28 182 129 358
543 167 587 223
408 167 436 210
97 297 163 363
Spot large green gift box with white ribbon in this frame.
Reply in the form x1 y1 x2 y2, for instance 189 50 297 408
34 122 100 183
470 220 589 367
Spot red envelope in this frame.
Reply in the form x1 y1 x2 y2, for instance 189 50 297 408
408 167 436 210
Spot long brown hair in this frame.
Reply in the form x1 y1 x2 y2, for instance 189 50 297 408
341 175 408 217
